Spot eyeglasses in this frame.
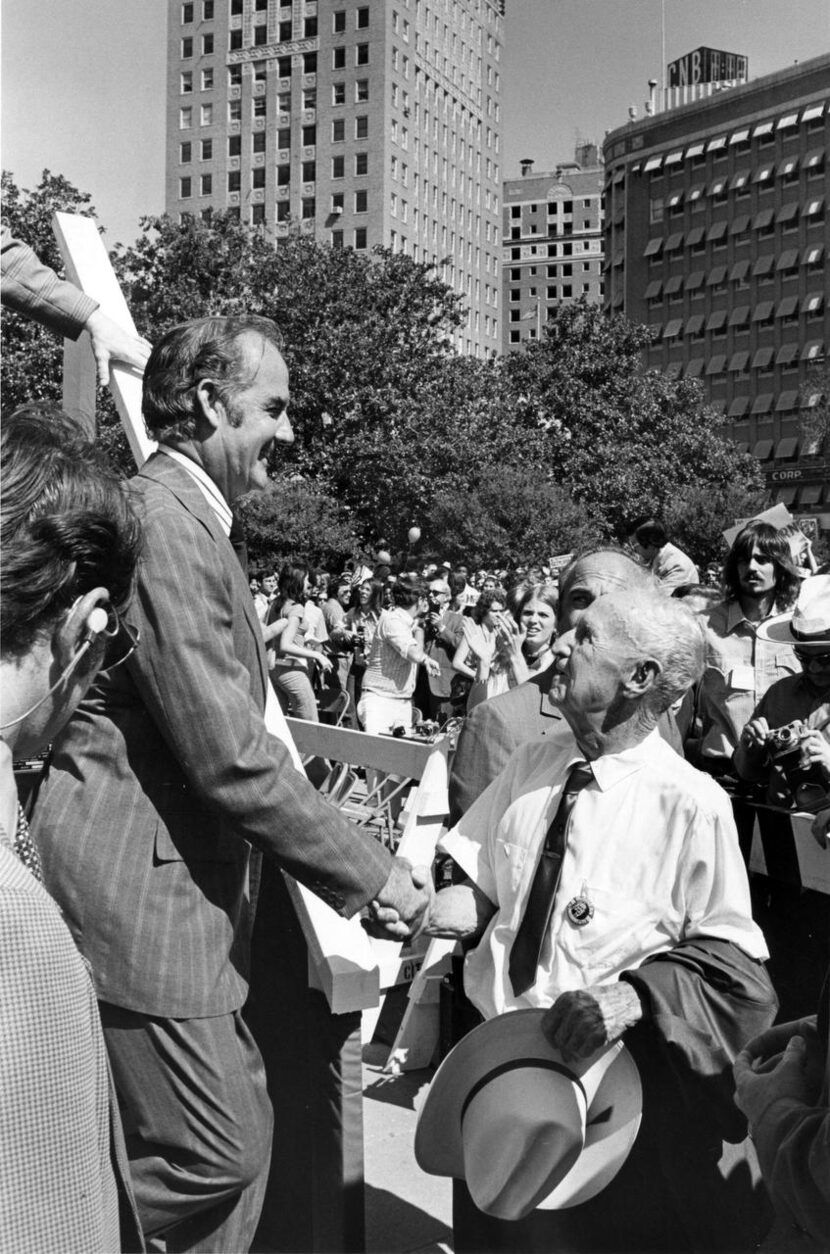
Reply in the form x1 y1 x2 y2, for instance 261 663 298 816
98 606 140 672
794 648 830 669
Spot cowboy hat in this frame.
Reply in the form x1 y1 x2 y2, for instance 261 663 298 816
757 575 830 648
414 1009 641 1221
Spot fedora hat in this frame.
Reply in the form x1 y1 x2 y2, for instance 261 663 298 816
414 1009 641 1222
757 575 830 649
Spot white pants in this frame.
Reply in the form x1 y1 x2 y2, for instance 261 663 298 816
358 692 413 735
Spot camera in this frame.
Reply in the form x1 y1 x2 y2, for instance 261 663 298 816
765 720 830 812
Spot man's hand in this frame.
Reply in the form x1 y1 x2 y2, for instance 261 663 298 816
423 656 441 679
734 1032 824 1126
84 309 152 387
363 858 432 940
799 730 830 774
739 717 770 753
542 984 643 1061
424 881 496 941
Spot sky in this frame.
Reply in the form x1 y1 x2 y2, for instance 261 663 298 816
2 0 829 249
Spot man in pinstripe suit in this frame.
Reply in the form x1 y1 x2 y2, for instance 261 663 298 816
33 316 429 1252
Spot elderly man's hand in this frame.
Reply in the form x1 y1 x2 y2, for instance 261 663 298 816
542 984 643 1061
363 858 432 940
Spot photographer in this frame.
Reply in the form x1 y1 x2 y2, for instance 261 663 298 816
422 578 465 722
733 576 830 810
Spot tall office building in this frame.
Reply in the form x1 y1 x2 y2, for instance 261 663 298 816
603 54 828 531
501 144 605 355
166 0 505 356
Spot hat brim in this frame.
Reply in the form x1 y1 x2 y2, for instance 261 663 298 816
415 1009 641 1210
755 613 797 645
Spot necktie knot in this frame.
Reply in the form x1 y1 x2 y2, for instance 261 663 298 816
565 761 594 794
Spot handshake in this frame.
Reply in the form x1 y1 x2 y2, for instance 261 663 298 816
363 858 434 940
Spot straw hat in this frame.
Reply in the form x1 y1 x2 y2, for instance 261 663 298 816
757 575 830 648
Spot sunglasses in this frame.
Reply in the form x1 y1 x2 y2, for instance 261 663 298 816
794 648 830 668
97 606 141 671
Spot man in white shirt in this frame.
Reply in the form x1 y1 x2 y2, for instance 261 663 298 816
359 577 440 734
428 588 777 1252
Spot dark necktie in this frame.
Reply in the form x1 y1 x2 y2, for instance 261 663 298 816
508 761 593 996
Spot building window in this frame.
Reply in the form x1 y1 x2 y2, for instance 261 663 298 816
201 67 214 90
228 133 241 156
303 86 315 109
302 197 315 219
277 164 290 186
252 168 266 189
333 46 346 69
251 204 265 226
254 0 267 9
229 29 242 50
200 138 212 159
331 230 344 249
182 2 193 21
180 176 192 198
332 155 345 178
354 228 367 249
180 141 192 162
279 19 292 40
355 152 368 176
277 55 291 77
181 71 193 93
304 17 317 37
332 119 345 142
355 189 368 212
228 170 241 192
331 192 344 212
252 130 266 153
228 64 242 87
202 0 213 16
332 82 345 105
357 8 370 28
200 103 213 125
278 126 290 149
302 124 316 146
302 160 316 182
355 43 369 65
277 202 289 222
202 33 214 55
180 106 193 128
333 10 346 32
355 79 369 102
303 51 316 73
253 96 266 117
181 36 193 58
231 0 242 11
277 90 290 112
200 173 212 195
254 24 268 45
355 116 368 139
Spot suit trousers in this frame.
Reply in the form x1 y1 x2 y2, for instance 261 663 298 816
100 1003 273 1253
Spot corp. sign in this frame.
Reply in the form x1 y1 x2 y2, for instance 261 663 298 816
667 47 748 87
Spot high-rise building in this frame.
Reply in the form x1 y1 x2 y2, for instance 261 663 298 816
603 54 829 530
501 144 604 354
166 0 505 357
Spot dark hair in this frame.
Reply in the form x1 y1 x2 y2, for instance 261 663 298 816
628 517 667 549
349 577 384 616
142 315 285 442
723 522 800 609
278 562 309 605
391 577 429 609
511 581 559 622
472 587 506 625
1 406 142 658
448 571 467 598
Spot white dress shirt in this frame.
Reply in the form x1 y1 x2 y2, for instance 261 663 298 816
440 726 768 1021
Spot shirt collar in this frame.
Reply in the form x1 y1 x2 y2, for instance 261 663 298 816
574 729 662 792
158 446 233 537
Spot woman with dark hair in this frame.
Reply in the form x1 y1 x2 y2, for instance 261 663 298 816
333 578 384 727
452 588 526 712
695 521 800 774
510 581 559 678
267 562 332 720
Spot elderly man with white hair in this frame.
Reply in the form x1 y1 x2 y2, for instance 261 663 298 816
428 587 778 1253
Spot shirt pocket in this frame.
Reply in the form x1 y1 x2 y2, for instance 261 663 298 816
494 840 531 899
558 885 660 977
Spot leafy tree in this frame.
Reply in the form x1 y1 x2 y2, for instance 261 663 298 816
238 476 359 573
0 169 100 413
662 480 767 575
799 357 830 458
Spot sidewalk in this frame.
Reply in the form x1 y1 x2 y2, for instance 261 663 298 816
363 1041 453 1254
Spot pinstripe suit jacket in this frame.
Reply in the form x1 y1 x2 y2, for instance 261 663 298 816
34 453 392 1019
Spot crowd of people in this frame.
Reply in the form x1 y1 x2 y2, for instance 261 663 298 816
1 225 829 1254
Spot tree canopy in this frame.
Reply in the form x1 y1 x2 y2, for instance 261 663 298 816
1 172 766 572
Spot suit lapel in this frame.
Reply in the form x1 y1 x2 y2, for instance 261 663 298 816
136 453 269 700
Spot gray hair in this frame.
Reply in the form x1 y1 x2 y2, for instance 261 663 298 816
598 589 705 715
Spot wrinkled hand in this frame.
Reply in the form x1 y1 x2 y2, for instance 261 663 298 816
542 984 643 1061
740 717 769 752
84 309 152 387
734 1031 825 1127
364 858 433 940
811 806 830 849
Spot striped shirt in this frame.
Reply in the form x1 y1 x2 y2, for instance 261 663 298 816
363 607 422 699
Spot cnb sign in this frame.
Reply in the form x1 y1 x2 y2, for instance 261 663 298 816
668 47 748 87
